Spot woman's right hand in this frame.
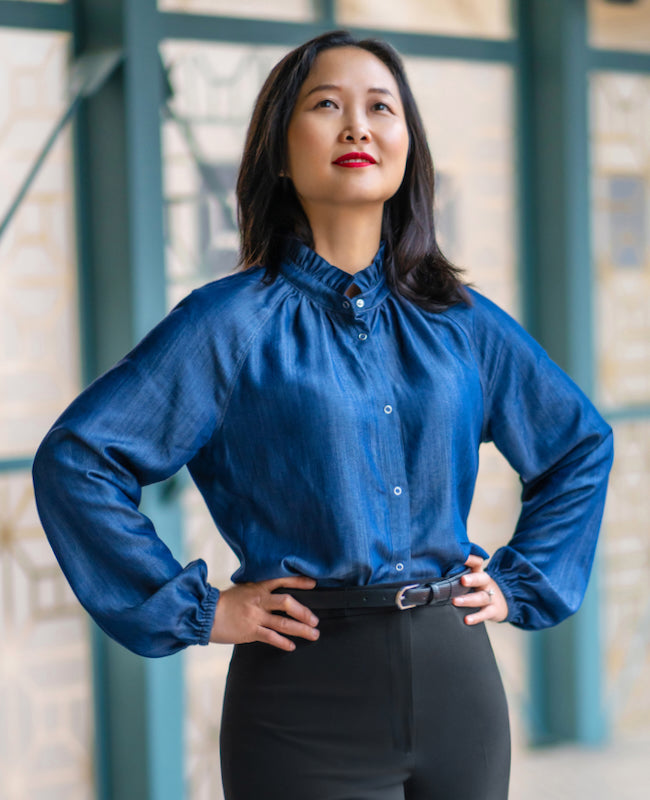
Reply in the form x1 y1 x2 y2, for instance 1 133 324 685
209 576 321 651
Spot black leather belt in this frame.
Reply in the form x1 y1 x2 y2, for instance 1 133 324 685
279 569 474 611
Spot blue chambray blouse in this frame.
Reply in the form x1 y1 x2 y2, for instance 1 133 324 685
32 236 614 658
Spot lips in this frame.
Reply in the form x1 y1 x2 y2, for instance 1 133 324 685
333 152 377 166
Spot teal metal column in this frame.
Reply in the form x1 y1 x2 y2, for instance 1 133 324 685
72 1 185 797
514 0 605 744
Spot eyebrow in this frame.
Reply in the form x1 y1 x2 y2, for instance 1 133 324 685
303 83 396 101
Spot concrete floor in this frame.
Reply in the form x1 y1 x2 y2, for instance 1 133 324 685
510 735 650 799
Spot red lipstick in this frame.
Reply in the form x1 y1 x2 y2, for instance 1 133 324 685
333 152 377 167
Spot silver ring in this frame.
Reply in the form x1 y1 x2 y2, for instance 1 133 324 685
486 588 495 603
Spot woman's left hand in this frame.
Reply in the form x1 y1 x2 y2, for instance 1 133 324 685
452 554 508 625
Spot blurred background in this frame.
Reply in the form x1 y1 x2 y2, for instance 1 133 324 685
0 0 648 798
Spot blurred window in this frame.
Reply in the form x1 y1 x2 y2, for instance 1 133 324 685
589 0 650 53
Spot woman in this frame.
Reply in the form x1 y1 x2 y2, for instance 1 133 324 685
32 29 613 800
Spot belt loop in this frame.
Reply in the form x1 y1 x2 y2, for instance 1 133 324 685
428 578 452 605
438 578 452 604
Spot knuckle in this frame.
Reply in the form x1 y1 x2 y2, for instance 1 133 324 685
256 625 270 643
269 632 290 650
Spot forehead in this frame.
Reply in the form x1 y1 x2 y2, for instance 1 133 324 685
299 46 400 97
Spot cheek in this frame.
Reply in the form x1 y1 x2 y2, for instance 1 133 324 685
386 127 410 166
380 138 409 185
288 121 327 169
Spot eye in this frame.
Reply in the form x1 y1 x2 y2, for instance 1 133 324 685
315 98 337 109
373 101 392 112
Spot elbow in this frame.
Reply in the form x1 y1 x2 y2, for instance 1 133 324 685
31 425 78 520
32 424 68 484
591 411 614 464
602 423 615 472
32 428 60 506
591 421 615 494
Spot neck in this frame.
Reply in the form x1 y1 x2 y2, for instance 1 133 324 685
300 202 383 275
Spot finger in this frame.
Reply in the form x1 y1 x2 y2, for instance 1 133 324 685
262 575 318 592
464 554 485 571
262 611 320 642
267 593 319 626
460 570 490 589
463 605 497 626
255 625 298 652
453 589 494 608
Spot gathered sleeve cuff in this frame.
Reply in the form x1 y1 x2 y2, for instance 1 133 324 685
32 290 225 658
467 290 614 630
486 545 577 629
90 560 220 658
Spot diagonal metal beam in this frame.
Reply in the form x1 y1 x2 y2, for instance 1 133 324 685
0 48 122 242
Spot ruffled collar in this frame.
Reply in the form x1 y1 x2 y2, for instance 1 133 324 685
279 235 391 313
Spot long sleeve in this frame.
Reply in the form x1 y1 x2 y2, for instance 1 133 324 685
32 292 221 658
468 292 614 630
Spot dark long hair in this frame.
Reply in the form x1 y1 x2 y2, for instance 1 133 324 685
235 30 470 311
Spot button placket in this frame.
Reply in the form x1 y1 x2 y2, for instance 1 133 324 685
374 382 410 574
352 300 370 342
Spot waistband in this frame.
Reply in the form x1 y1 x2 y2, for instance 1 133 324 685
277 569 474 613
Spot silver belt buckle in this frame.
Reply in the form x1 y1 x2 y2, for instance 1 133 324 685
395 583 420 611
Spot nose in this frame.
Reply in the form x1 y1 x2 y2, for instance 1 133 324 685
339 111 371 143
343 128 370 142
341 126 370 143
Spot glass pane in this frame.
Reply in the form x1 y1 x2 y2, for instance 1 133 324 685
160 40 291 305
0 28 93 799
0 470 95 798
159 0 316 22
0 28 81 459
601 419 650 737
337 0 513 39
591 72 650 409
161 41 522 798
589 0 650 53
405 57 517 310
591 66 650 741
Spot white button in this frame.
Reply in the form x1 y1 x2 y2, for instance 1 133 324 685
358 333 367 341
342 300 350 309
393 486 402 496
384 404 393 414
355 298 365 308
395 562 404 571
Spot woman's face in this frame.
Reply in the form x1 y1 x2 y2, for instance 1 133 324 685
285 46 410 215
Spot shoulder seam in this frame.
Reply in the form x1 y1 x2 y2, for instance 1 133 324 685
212 284 289 437
439 307 494 442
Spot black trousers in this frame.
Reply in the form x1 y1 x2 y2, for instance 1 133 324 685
220 601 511 800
